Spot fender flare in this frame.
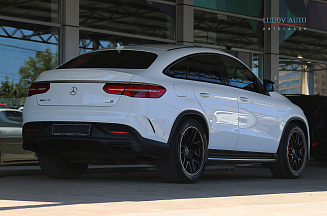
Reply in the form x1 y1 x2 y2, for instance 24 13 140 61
167 110 209 145
279 116 310 159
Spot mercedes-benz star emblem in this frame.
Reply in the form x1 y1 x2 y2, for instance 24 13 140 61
70 87 78 96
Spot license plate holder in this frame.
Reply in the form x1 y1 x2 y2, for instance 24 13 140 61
52 124 91 136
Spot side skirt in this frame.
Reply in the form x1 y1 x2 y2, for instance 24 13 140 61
208 149 277 163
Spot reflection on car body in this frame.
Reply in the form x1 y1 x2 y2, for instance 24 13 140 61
212 110 238 126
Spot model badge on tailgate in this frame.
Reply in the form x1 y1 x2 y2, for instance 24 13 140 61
95 99 114 103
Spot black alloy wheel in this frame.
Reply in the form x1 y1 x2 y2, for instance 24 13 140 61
270 123 307 179
287 129 306 172
156 118 208 183
180 126 205 176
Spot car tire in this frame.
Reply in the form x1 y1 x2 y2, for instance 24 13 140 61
155 118 208 183
270 123 307 179
38 152 89 179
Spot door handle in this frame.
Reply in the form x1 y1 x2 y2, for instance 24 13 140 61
200 92 210 98
240 96 248 102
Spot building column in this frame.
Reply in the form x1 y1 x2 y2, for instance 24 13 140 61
306 64 315 95
60 0 79 64
263 0 279 90
238 52 253 70
176 0 194 46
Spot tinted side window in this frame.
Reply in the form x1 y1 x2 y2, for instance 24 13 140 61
188 56 200 81
221 55 260 93
164 53 226 85
194 54 224 84
164 58 187 79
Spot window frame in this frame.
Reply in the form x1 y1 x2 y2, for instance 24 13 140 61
163 57 188 79
163 52 267 95
163 52 229 86
219 54 266 95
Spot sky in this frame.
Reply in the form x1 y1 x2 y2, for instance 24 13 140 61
0 33 58 84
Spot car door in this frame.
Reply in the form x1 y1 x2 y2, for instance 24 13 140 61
221 55 279 153
188 54 240 150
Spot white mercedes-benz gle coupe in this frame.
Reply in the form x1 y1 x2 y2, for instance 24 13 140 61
23 45 309 183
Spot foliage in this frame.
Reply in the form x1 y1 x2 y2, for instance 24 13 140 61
18 48 57 89
0 76 16 98
0 49 57 108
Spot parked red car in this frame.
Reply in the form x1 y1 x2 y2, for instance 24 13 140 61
0 104 10 109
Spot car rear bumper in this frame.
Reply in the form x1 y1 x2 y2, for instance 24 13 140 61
23 122 170 160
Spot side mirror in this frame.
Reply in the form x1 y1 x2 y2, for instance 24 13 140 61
263 79 275 92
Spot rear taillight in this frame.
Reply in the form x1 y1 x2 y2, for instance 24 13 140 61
124 84 166 98
110 131 130 134
313 142 319 146
103 84 127 95
103 83 166 98
25 129 39 132
27 83 50 96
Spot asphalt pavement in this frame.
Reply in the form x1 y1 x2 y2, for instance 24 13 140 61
0 161 327 215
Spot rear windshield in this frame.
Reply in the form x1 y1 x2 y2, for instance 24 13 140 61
58 50 157 69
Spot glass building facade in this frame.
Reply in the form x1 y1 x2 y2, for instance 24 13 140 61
0 0 327 109
0 0 59 109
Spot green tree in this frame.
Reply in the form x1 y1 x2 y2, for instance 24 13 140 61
0 76 25 108
0 76 16 98
0 49 57 108
18 48 58 89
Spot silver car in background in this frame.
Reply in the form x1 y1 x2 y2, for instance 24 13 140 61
0 109 37 165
